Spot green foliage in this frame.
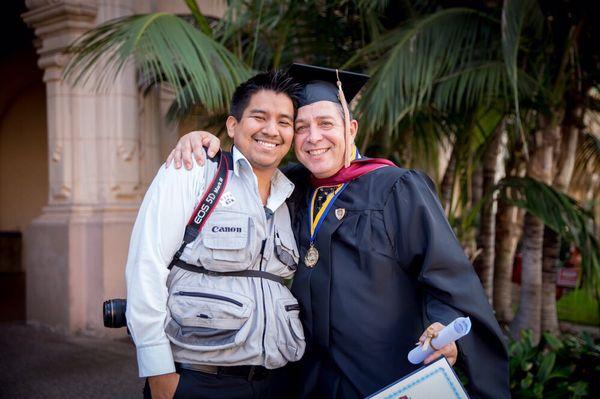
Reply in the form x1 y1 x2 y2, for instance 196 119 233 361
184 0 213 36
216 0 381 71
493 176 600 294
62 0 600 294
63 13 251 113
509 330 600 398
501 0 544 151
573 133 600 200
350 8 503 133
557 289 600 326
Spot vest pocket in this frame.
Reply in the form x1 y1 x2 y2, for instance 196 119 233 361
273 229 299 271
275 297 306 362
195 211 258 271
166 287 254 351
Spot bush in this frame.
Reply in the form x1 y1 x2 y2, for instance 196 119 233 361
556 289 600 326
509 330 600 398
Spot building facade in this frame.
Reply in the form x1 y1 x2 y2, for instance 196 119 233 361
0 0 223 336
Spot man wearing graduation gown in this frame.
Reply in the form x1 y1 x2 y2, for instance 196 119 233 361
167 64 510 399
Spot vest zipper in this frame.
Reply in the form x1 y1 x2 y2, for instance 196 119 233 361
174 291 243 307
259 239 267 360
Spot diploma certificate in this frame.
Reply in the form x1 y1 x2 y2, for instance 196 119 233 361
365 357 469 399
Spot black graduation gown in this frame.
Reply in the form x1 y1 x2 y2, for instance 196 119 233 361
283 164 509 399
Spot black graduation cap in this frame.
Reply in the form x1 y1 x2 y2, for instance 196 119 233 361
288 63 370 168
287 63 370 108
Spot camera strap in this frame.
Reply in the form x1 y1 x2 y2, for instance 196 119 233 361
167 150 288 286
168 150 232 270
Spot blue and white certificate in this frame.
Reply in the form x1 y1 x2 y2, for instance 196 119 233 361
365 357 469 399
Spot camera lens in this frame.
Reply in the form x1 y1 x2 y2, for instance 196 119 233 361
103 299 127 328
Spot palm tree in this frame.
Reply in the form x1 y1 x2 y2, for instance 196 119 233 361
63 0 600 341
345 0 599 341
472 120 503 297
64 0 382 121
505 0 600 341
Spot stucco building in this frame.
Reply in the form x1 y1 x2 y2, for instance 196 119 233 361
1 0 224 336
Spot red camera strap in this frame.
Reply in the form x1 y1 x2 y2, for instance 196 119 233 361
168 151 232 270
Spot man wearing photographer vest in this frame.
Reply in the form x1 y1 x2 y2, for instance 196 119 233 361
125 71 305 399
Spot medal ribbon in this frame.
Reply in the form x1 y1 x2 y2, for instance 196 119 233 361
307 145 360 243
308 183 348 244
350 144 361 160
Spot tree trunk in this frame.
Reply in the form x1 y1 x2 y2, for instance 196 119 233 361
493 131 526 326
511 212 545 341
463 162 483 263
540 101 581 334
541 226 560 334
474 123 504 300
493 200 524 325
471 163 483 213
394 128 413 168
511 117 560 343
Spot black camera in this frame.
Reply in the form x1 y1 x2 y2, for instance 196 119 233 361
103 298 127 328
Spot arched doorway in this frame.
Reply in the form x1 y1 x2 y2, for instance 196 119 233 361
0 1 47 322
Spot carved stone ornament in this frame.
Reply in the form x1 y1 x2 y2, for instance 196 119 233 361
25 0 95 11
117 144 136 162
52 144 63 162
25 0 62 9
22 0 98 33
110 183 141 200
52 183 72 200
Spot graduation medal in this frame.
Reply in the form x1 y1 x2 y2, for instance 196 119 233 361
304 245 319 268
306 184 349 268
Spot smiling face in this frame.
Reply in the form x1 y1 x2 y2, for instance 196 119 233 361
293 101 358 178
226 89 295 173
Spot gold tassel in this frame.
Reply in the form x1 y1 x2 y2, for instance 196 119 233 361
336 69 352 168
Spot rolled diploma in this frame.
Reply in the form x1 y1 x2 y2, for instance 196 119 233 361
407 317 472 364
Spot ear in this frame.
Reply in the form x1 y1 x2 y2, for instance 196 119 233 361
349 119 358 142
225 116 237 139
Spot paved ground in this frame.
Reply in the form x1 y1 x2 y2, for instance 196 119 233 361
0 322 144 399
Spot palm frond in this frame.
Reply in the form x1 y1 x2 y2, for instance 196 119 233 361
63 13 251 113
432 62 508 112
501 0 544 156
571 132 600 197
216 0 376 71
356 0 389 13
495 176 600 294
575 133 600 174
349 8 501 134
433 61 539 114
184 0 213 36
586 94 600 113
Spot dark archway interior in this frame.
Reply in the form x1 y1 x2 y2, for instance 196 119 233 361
0 0 43 322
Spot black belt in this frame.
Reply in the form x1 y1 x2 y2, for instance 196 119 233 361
172 259 286 285
175 362 270 381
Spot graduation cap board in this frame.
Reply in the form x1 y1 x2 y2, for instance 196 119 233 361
288 63 369 167
288 63 370 107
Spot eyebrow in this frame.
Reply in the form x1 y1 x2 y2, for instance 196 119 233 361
248 109 267 115
295 115 336 123
248 108 293 121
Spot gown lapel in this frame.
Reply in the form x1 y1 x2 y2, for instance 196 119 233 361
307 195 346 349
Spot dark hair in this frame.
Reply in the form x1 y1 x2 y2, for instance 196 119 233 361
230 70 301 120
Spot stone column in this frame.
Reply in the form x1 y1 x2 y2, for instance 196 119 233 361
22 0 141 335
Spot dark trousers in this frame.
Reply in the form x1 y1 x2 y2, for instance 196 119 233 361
143 367 285 399
283 352 362 399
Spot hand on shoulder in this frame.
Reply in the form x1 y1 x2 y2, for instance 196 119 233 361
166 131 222 170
